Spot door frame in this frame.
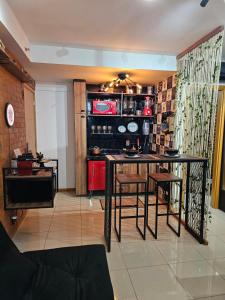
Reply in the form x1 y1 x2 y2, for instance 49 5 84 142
212 87 225 208
23 83 37 153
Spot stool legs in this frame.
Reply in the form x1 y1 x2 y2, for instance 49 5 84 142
136 183 147 240
147 178 183 239
114 182 147 242
114 183 122 242
146 182 158 239
167 181 183 237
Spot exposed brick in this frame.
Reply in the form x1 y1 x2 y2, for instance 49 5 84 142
0 66 27 235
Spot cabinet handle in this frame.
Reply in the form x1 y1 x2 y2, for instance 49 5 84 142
81 109 85 112
81 115 85 118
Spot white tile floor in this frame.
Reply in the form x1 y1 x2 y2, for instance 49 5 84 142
13 192 225 300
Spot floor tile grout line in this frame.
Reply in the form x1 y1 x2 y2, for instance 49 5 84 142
44 207 55 249
194 293 225 299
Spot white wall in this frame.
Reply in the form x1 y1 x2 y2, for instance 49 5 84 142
0 0 30 59
31 44 176 71
35 83 75 189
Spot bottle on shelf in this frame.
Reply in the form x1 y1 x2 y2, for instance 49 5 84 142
143 97 152 116
142 120 150 135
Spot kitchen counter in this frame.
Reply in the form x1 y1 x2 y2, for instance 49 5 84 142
87 155 107 161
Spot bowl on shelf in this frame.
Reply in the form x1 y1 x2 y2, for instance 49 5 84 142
165 149 179 156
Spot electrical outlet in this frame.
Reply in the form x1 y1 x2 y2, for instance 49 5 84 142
11 215 17 225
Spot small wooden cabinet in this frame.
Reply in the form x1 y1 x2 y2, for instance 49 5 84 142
88 160 106 191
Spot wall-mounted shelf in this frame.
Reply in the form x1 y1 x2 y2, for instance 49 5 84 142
88 114 154 118
88 114 121 117
87 91 156 97
91 133 113 135
90 133 141 136
0 48 35 88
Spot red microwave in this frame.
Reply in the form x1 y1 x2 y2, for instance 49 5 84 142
93 100 117 115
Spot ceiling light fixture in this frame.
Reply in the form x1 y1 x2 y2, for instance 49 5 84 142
101 73 142 93
200 0 209 7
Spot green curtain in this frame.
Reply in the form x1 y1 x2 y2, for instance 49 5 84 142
173 30 224 238
175 31 224 176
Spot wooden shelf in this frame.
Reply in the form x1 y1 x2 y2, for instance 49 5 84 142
90 133 141 136
88 114 121 117
0 47 35 87
87 91 156 97
121 115 154 118
90 133 113 135
5 201 53 210
88 114 154 118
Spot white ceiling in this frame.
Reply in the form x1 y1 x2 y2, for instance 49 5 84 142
6 0 225 57
26 63 175 84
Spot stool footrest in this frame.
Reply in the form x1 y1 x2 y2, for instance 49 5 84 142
157 212 179 217
115 204 143 209
148 202 168 206
121 215 145 219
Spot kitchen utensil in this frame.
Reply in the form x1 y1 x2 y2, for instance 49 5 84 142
90 146 102 155
136 86 142 94
91 125 96 134
127 122 138 133
142 120 150 135
143 96 152 116
165 149 179 156
124 145 139 156
125 149 139 156
147 86 154 95
103 125 107 133
164 153 180 158
107 126 112 133
125 139 130 147
97 125 102 133
118 125 126 133
125 154 141 159
136 110 142 116
123 97 128 114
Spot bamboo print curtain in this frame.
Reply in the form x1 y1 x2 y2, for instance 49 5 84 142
175 31 224 180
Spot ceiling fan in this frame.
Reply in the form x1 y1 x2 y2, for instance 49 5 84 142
200 0 209 7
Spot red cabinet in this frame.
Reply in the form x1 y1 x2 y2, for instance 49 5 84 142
88 160 106 191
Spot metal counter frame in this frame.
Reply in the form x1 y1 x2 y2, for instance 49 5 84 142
104 154 208 252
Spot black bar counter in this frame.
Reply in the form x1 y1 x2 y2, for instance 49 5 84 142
104 154 208 252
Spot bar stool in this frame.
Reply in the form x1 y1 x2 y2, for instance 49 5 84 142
114 174 147 242
147 173 182 239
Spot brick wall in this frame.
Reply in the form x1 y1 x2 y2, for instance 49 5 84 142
0 66 27 236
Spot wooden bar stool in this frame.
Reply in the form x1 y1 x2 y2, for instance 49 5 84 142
147 173 183 239
114 174 147 242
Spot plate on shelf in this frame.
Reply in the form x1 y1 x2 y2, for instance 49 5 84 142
127 121 138 133
118 125 126 133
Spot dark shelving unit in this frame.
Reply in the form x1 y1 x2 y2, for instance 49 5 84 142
86 88 156 151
